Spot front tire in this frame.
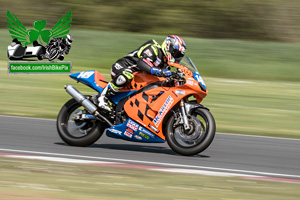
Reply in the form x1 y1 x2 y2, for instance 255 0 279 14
57 98 106 146
166 108 216 156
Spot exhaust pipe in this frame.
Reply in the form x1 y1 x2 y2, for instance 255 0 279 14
64 85 114 127
65 85 97 114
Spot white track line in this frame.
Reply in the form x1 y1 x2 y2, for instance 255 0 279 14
150 168 261 178
5 155 118 164
0 148 299 179
0 115 55 121
2 154 257 178
216 132 300 142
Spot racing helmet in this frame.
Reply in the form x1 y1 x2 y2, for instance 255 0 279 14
66 34 73 45
161 35 186 63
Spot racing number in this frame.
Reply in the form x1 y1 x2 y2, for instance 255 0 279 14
77 71 94 79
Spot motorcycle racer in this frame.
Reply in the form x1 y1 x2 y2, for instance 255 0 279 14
98 35 187 111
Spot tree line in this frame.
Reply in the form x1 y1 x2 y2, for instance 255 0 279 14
1 0 299 42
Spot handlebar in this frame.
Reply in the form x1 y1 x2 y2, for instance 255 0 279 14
163 69 186 86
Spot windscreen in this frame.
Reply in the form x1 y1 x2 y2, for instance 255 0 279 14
179 57 200 74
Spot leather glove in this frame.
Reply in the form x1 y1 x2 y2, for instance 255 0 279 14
150 67 172 77
161 69 172 77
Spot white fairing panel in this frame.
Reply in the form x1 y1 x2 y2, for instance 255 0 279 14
26 46 41 55
7 44 20 58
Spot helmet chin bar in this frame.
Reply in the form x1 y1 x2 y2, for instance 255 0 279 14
175 57 183 63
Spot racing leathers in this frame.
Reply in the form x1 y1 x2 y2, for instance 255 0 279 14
98 39 172 111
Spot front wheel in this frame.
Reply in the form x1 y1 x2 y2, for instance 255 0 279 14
57 98 106 146
166 108 216 156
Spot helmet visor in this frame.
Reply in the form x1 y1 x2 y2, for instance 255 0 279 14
172 48 184 58
172 49 184 63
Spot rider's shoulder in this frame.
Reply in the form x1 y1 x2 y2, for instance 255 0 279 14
146 39 161 48
138 39 154 48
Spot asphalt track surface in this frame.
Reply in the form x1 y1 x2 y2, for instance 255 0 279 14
0 115 300 179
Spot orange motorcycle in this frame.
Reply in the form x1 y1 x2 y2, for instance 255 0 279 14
57 57 216 156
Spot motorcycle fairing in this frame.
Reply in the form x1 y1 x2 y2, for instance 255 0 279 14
69 70 136 104
70 70 103 91
124 87 176 140
124 63 208 140
70 63 207 141
106 118 165 143
193 72 207 90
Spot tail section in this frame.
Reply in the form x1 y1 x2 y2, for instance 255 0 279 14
69 70 107 93
69 70 135 105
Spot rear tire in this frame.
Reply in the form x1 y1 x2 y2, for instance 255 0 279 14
166 108 216 156
57 98 106 146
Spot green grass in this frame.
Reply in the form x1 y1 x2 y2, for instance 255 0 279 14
204 78 300 138
0 29 299 138
1 158 300 200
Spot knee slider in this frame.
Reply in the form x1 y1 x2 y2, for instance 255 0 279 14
112 73 129 87
123 69 134 80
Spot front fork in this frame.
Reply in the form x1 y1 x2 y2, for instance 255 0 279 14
180 99 190 130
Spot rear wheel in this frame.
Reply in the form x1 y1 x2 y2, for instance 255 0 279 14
166 108 216 156
57 98 106 146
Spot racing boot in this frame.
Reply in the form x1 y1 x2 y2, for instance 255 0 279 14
98 82 119 112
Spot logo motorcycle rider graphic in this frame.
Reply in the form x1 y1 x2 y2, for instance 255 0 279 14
7 10 73 61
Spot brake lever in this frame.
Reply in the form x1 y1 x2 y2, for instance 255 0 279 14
171 72 181 80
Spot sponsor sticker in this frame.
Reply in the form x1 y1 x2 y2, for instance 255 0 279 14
138 126 155 138
126 119 139 132
187 79 193 86
109 128 122 135
139 132 149 140
142 58 153 67
126 128 134 134
136 120 146 127
149 124 159 133
114 63 123 70
134 135 142 140
154 57 161 67
124 131 132 138
175 90 185 95
144 49 152 57
153 95 174 127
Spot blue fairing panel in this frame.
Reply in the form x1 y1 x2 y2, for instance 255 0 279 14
70 70 104 93
110 91 136 104
69 70 136 104
106 118 165 143
193 72 207 90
